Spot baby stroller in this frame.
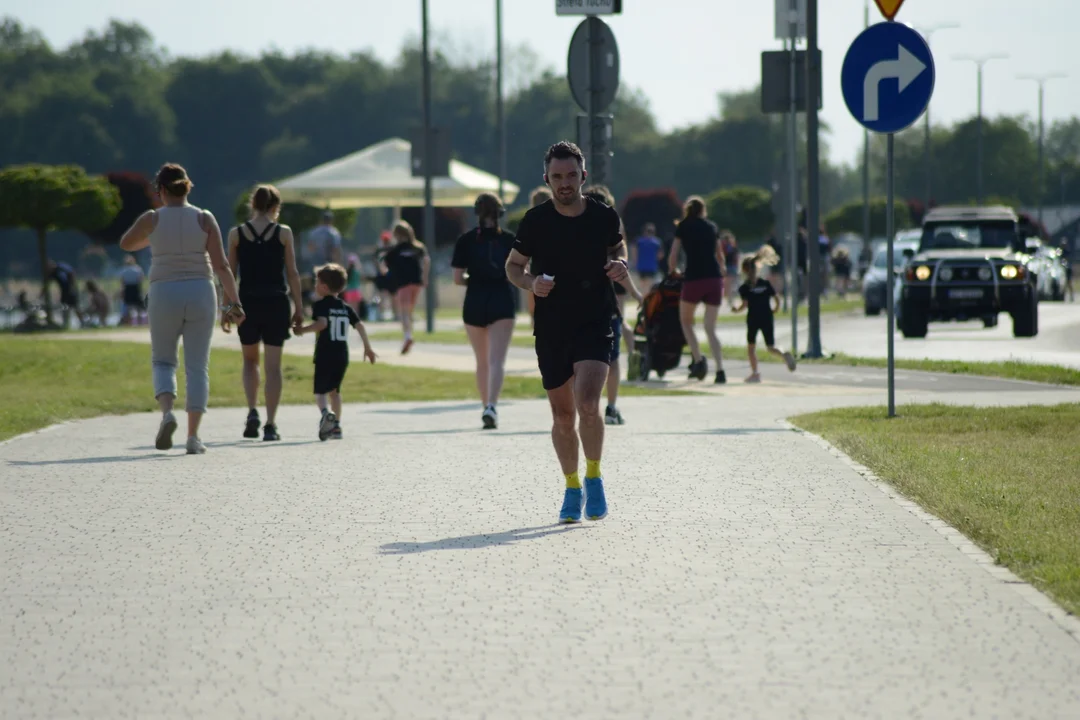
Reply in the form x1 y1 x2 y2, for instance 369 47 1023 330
631 271 686 381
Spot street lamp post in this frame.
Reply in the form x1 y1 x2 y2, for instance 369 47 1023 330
421 0 436 333
914 22 958 209
496 0 506 201
1018 72 1066 229
953 53 1009 205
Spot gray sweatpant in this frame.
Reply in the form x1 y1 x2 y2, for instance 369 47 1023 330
148 278 217 413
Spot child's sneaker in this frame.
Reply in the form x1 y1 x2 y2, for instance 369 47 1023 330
318 411 337 441
745 372 762 384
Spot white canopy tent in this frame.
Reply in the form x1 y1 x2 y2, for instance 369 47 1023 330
275 137 519 210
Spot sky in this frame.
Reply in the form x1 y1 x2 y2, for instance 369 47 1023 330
7 0 1077 168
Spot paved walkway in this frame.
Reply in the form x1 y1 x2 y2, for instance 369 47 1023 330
3 386 1080 718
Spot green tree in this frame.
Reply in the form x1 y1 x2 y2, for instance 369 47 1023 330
824 196 910 237
0 163 120 321
705 185 776 242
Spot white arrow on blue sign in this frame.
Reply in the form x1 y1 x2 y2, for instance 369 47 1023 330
841 22 934 134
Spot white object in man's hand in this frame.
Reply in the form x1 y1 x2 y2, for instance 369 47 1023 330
532 274 555 298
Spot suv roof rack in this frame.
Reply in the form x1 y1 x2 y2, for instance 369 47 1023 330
923 206 1018 223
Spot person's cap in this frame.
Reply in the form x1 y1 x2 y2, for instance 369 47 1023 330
322 210 334 221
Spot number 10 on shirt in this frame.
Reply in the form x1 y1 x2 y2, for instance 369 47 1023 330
329 315 350 342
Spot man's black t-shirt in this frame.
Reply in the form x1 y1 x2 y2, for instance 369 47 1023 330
739 277 777 323
675 217 722 281
513 197 623 336
451 226 516 285
383 243 427 286
312 295 360 365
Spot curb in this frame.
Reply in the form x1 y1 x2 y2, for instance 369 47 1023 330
781 418 1080 645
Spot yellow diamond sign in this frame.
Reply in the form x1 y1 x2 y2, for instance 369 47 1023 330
874 0 906 20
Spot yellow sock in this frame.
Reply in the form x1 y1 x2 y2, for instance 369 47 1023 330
565 472 581 489
585 458 601 478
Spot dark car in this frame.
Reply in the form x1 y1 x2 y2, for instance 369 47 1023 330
898 206 1039 339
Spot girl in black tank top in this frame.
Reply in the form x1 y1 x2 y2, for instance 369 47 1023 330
237 221 286 298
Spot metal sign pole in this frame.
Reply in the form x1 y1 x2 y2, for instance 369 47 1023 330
787 2 799 355
421 0 436 334
804 0 823 359
885 133 896 417
585 18 596 182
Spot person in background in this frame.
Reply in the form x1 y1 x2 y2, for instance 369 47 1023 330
765 225 785 299
452 192 517 430
120 254 147 326
343 253 366 317
583 184 643 426
46 259 84 328
1061 238 1074 302
818 223 831 298
382 219 429 354
307 211 343 269
84 280 110 327
832 246 853 297
720 231 740 302
669 196 727 384
372 231 397 321
119 162 245 455
630 222 663 290
731 246 797 383
525 186 554 329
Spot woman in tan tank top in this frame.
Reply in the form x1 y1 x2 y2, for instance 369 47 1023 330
120 163 245 454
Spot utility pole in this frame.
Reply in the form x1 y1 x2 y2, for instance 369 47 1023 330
495 0 506 201
914 22 958 209
953 53 1008 205
861 0 869 257
1018 72 1066 230
804 0 822 359
421 0 436 333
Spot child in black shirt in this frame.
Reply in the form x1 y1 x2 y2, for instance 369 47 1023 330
296 263 377 440
732 247 797 383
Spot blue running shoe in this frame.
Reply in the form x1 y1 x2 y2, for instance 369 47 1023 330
584 477 608 521
559 487 584 524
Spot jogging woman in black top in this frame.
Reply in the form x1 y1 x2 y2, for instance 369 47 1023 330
452 193 517 429
227 184 304 441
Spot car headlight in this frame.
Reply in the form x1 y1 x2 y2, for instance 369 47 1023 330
978 267 992 281
939 267 954 282
1000 265 1019 279
914 265 931 281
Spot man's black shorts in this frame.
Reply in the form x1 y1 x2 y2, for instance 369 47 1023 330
313 358 348 395
535 320 618 391
238 294 291 347
747 315 775 347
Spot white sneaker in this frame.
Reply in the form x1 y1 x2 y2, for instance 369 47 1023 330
482 405 498 430
185 436 206 455
155 411 177 451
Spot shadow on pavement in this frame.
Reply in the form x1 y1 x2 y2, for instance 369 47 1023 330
652 427 793 437
379 524 585 554
8 454 175 466
375 429 548 436
372 402 484 415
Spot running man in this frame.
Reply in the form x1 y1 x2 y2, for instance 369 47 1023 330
228 184 305 442
505 141 628 524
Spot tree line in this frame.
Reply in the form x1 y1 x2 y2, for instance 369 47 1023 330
1 16 1078 278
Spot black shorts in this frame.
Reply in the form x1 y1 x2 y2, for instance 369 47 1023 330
238 294 291 347
535 320 618 391
747 316 775 347
463 284 516 327
60 290 78 308
313 358 348 395
123 285 146 310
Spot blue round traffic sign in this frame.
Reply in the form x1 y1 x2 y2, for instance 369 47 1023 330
841 22 935 135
